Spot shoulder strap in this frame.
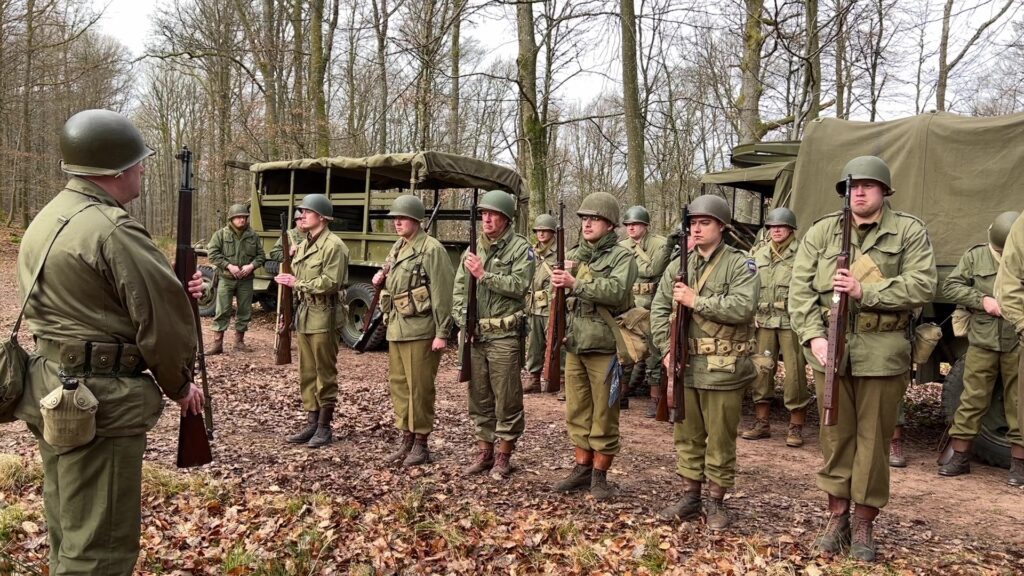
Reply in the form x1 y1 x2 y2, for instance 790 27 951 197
633 240 653 265
11 202 96 339
694 247 727 294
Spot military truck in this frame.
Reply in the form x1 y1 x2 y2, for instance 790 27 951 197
700 111 1024 467
199 151 528 350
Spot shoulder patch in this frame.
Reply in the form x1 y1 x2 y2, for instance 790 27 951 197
527 246 535 261
746 258 757 275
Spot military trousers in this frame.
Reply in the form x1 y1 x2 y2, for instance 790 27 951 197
213 276 255 332
297 331 339 411
469 337 526 443
28 424 146 576
950 345 1023 447
813 370 908 508
673 385 745 488
751 327 810 411
389 339 441 434
565 352 621 455
623 330 661 391
525 313 566 376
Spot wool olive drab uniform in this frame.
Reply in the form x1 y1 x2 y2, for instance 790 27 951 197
619 233 669 398
383 229 455 437
650 242 760 491
995 213 1024 483
526 239 556 375
748 236 811 436
292 229 349 412
453 226 535 447
943 243 1023 458
269 227 305 263
17 177 197 575
207 219 266 334
788 204 937 510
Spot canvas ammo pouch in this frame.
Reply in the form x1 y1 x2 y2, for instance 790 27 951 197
632 282 656 296
596 307 648 364
951 307 970 338
531 289 549 310
479 311 525 334
40 377 98 453
0 336 29 423
912 322 943 365
853 311 911 333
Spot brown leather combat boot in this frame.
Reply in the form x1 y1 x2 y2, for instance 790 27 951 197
938 438 972 476
553 447 592 492
286 411 318 444
742 403 771 440
590 452 615 501
658 477 702 521
889 425 907 467
307 405 334 448
490 440 515 479
206 331 225 355
462 441 495 476
403 433 431 466
850 504 879 561
813 494 851 554
233 330 251 352
703 481 730 530
385 431 415 465
523 372 542 394
646 385 663 419
786 408 806 447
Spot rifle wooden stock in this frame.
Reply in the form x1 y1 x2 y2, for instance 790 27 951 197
822 176 853 427
457 191 479 383
542 203 566 392
661 206 690 423
274 212 293 365
172 146 213 468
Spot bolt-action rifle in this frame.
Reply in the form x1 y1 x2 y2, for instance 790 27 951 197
660 205 690 423
457 191 479 383
172 146 213 468
542 203 566 392
822 175 853 427
274 212 294 364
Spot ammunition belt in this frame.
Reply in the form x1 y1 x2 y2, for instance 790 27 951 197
478 311 525 334
632 282 657 295
687 337 755 357
35 337 147 377
820 308 911 333
298 292 340 306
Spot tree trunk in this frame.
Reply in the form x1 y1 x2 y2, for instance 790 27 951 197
449 0 464 154
834 0 846 119
372 0 389 153
620 0 644 206
737 0 765 143
517 0 548 220
803 0 821 123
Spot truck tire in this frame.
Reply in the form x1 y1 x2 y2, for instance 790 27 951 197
340 282 386 350
255 289 278 313
942 355 1012 468
198 265 218 318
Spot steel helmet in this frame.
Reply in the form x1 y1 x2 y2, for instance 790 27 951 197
297 194 334 220
478 190 517 220
687 195 731 226
835 156 893 196
989 211 1020 250
764 207 797 229
533 213 557 231
227 203 250 219
59 109 155 176
388 194 426 220
622 205 651 226
577 192 620 226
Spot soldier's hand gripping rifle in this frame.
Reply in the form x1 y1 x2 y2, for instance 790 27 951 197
822 175 854 427
172 146 213 468
542 203 566 392
457 191 479 383
659 205 690 423
354 198 444 352
274 212 294 364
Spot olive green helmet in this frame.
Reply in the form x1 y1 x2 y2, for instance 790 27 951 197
297 193 334 220
388 194 425 220
989 211 1020 250
835 156 893 196
687 195 731 226
577 192 620 226
478 190 517 220
622 205 651 225
227 203 250 219
59 109 155 176
764 207 797 229
533 213 557 231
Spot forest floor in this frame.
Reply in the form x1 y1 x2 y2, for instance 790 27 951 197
0 225 1022 575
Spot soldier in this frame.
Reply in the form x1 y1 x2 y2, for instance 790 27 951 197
524 213 557 394
949 211 1023 485
995 212 1024 486
268 208 305 263
789 156 936 561
454 190 535 478
619 205 669 415
375 194 455 466
651 195 759 531
550 192 637 501
742 207 811 446
206 203 266 354
274 194 349 448
15 109 205 574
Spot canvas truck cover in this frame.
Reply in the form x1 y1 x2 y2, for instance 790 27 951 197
790 112 1024 266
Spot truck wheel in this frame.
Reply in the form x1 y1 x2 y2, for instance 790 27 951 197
198 265 218 318
255 290 278 313
340 282 386 350
942 355 1012 468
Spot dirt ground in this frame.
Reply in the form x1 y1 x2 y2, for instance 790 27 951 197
1 225 1022 574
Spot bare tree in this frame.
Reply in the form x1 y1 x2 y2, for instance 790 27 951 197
937 0 1017 112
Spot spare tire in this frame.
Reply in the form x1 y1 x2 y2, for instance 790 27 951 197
942 355 1012 468
340 282 387 350
198 265 218 317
